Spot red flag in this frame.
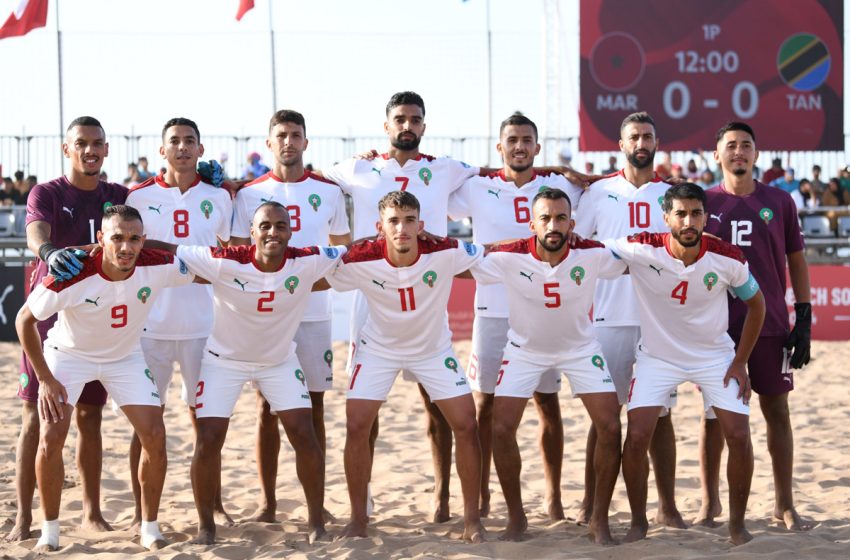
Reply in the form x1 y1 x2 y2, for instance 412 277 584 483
236 0 255 21
0 0 48 39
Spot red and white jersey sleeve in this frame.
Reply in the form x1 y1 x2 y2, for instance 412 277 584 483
27 250 193 363
126 175 232 340
449 170 584 318
175 244 345 366
611 233 751 368
573 171 670 328
323 154 479 239
327 238 484 359
471 237 625 359
231 171 350 321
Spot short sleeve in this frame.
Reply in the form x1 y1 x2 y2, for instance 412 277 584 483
176 245 219 282
231 191 253 238
329 190 351 236
322 159 358 194
782 194 805 254
27 283 63 322
469 253 503 285
325 260 359 292
573 190 597 238
313 246 348 278
448 181 472 221
608 236 636 263
25 183 54 227
596 249 628 279
445 158 479 193
164 257 196 288
216 193 233 243
452 241 484 274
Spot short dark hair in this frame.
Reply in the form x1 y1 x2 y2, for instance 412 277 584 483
252 200 288 221
386 91 425 117
715 121 756 144
269 109 306 135
662 183 706 213
378 190 420 215
66 116 104 135
103 204 143 225
532 187 572 214
162 117 201 143
499 112 538 140
620 111 656 133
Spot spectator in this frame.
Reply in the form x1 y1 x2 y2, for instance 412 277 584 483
654 151 672 178
602 155 617 175
124 162 142 187
697 169 716 190
839 166 850 195
790 179 818 210
762 157 784 185
242 151 270 180
770 167 799 194
584 161 595 175
684 158 701 180
12 170 26 193
137 156 154 180
670 163 685 180
821 178 849 230
99 171 109 181
810 165 825 196
0 177 14 206
11 174 37 205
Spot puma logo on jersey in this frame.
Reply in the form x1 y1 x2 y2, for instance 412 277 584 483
233 278 248 291
607 194 618 202
710 213 723 222
371 167 382 176
148 205 162 214
649 265 663 276
372 279 386 289
487 189 500 198
85 297 101 306
519 271 534 282
62 206 74 218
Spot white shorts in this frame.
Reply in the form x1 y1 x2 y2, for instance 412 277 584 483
195 351 311 418
627 348 749 416
293 320 334 392
468 316 559 394
496 344 617 399
595 325 640 405
348 346 471 402
44 346 160 408
140 337 206 406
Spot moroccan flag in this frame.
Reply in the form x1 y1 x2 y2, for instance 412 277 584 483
0 0 48 39
236 0 254 21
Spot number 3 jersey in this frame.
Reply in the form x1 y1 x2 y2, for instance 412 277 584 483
471 237 625 360
610 232 759 368
449 170 585 318
175 244 345 366
327 238 484 360
26 250 193 363
573 171 670 328
126 175 233 340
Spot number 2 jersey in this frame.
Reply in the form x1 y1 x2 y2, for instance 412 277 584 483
449 170 585 318
470 237 625 360
574 171 670 328
610 232 760 368
327 238 484 360
126 174 233 340
175 244 345 366
26 250 193 363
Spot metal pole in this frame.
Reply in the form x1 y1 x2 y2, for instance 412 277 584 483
269 0 277 112
486 0 492 166
55 0 64 174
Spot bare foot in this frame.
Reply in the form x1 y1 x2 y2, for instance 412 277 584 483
432 499 450 523
129 515 142 533
546 497 565 521
575 501 592 526
189 528 216 545
251 507 277 523
499 516 528 542
587 520 618 545
694 501 722 528
4 516 31 541
622 521 648 543
775 508 814 531
81 515 113 532
339 520 368 539
214 508 235 527
729 524 753 545
479 488 491 518
655 507 688 529
462 521 486 543
308 524 328 544
322 508 337 523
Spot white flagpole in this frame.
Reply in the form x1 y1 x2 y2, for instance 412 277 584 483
268 0 277 112
55 0 64 173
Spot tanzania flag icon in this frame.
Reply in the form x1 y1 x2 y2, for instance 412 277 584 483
589 32 645 92
777 33 831 92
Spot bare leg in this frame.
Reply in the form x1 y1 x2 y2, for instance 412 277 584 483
533 391 564 521
191 417 229 545
342 399 382 538
492 396 529 541
278 408 326 543
75 403 111 532
696 415 724 527
130 431 143 528
580 392 621 545
759 393 812 531
651 412 686 528
434 394 484 543
417 383 452 523
253 393 280 522
186 406 232 527
473 391 493 517
6 402 39 541
34 404 73 552
578 423 598 525
713 407 754 545
622 406 663 543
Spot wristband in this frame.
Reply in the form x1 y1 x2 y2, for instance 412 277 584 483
38 242 58 263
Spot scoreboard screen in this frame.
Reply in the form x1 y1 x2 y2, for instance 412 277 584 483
579 0 843 151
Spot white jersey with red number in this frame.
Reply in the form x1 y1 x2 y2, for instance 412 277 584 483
449 170 585 318
471 237 625 359
322 153 478 239
574 171 670 328
176 244 345 366
327 238 483 360
126 174 232 340
611 232 754 368
232 170 350 321
27 250 193 363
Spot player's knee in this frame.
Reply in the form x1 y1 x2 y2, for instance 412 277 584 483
722 422 751 450
195 424 226 456
39 427 67 459
21 408 40 439
137 420 167 457
624 424 654 451
491 417 517 444
760 397 790 423
284 418 318 450
76 405 103 433
346 413 374 441
594 415 621 442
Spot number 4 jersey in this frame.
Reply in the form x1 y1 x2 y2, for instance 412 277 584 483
175 244 346 366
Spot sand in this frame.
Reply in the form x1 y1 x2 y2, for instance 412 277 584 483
1 339 849 559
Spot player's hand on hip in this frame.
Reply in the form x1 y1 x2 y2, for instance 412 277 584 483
785 302 812 369
723 361 751 405
38 377 68 423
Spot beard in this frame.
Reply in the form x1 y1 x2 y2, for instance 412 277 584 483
508 161 533 173
732 167 748 176
538 232 567 252
626 148 656 169
672 228 701 248
391 133 421 151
